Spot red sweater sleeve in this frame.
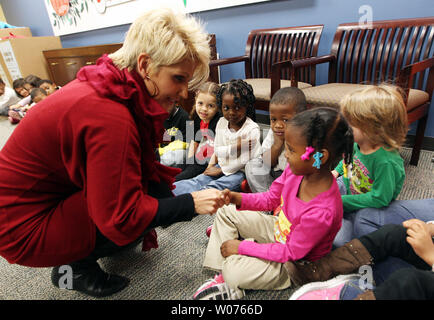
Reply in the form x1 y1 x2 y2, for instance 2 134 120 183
60 103 159 246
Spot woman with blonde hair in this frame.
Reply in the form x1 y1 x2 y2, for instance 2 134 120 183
0 8 224 297
332 84 408 248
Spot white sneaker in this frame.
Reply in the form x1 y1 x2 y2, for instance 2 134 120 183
289 274 362 300
193 273 245 300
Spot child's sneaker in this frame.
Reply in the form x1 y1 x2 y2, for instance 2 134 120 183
8 116 19 125
240 179 252 193
193 273 245 300
8 110 22 124
205 225 213 237
289 274 362 300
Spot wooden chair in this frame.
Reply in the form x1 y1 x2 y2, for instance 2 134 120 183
210 25 324 111
285 17 434 166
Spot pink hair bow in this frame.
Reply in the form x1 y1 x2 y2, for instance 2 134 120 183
301 146 315 161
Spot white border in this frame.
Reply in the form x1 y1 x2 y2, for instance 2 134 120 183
44 0 271 36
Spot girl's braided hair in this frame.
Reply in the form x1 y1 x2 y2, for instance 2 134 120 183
289 107 354 169
216 79 256 121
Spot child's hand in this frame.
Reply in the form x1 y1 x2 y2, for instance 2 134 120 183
221 189 232 205
331 170 339 179
403 219 434 266
220 240 241 258
203 165 222 177
221 188 242 206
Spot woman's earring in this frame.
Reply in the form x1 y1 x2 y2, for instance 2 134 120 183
145 75 159 97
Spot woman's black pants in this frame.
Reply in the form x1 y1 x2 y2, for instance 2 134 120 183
359 224 434 299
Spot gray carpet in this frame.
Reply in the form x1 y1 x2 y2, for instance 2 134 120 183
0 117 433 300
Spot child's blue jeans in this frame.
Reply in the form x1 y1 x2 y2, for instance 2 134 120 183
172 165 245 196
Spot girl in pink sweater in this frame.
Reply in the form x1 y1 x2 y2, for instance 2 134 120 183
193 107 354 300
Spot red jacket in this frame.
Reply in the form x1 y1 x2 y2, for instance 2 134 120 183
0 56 178 267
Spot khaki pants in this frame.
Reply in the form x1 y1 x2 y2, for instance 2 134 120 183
203 205 292 295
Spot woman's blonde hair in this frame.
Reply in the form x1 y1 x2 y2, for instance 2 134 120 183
109 8 210 90
340 84 408 150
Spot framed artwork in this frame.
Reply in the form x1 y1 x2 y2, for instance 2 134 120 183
44 0 272 36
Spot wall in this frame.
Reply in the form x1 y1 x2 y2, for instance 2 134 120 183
0 4 7 23
1 0 433 139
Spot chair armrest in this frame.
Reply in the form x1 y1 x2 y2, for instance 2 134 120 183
289 54 336 69
209 55 249 68
270 54 336 95
398 57 434 101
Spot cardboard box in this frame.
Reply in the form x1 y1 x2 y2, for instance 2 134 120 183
0 27 32 39
0 36 62 87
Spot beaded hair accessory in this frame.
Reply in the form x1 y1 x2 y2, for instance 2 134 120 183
343 162 348 178
300 146 315 161
312 152 323 169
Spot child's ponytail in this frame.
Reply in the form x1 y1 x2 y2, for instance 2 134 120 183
290 107 354 170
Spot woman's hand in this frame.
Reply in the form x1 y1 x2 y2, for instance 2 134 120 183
403 219 434 266
191 188 225 215
220 240 241 258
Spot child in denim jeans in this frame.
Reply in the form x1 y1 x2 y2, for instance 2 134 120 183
173 79 260 195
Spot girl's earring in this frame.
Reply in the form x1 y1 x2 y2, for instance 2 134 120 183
145 75 159 97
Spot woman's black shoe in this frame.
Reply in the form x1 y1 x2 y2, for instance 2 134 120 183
51 262 130 298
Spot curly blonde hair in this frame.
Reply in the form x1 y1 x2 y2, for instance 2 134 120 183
340 84 408 150
109 7 210 90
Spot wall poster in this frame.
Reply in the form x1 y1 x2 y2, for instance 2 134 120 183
44 0 272 36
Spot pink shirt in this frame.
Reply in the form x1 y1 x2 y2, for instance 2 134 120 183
237 166 343 263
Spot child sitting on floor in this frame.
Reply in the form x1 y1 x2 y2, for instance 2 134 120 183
332 84 408 247
37 79 60 95
158 104 190 167
7 74 42 116
173 79 261 195
245 87 307 193
30 87 48 104
8 88 47 124
175 81 221 181
193 107 354 300
0 77 20 116
12 78 30 98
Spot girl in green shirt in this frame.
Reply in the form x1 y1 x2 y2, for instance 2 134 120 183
332 84 408 247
